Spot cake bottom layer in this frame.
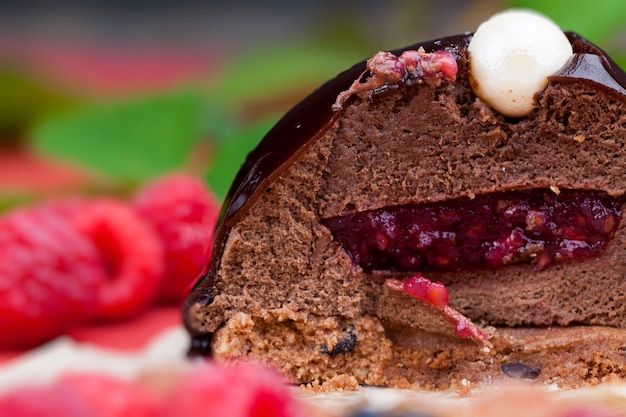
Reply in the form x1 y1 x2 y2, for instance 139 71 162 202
210 309 626 390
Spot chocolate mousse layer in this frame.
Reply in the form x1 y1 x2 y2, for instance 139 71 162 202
184 32 626 389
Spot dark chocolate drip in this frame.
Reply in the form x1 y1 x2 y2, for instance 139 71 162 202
183 32 626 330
551 33 626 96
551 54 626 95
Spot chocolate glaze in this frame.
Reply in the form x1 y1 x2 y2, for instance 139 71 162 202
184 32 626 333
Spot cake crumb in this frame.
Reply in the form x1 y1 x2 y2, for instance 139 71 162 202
457 378 472 397
302 375 360 393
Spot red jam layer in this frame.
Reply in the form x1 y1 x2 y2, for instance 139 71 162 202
321 189 622 273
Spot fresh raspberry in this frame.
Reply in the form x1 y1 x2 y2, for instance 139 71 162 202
132 174 220 303
71 199 164 321
0 373 159 417
0 203 106 349
161 362 310 417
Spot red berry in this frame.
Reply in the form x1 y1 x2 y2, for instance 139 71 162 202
403 274 449 309
425 281 449 309
0 374 159 417
561 409 621 417
161 362 310 417
55 374 161 417
0 382 95 417
71 199 164 321
0 203 106 349
133 174 219 303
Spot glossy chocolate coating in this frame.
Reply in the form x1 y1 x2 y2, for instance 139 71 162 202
184 32 626 324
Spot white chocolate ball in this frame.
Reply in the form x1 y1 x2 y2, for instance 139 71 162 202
468 9 573 118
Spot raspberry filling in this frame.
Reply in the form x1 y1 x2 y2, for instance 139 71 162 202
322 189 622 273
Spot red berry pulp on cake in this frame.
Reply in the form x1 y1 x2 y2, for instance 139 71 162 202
385 275 488 342
386 274 449 309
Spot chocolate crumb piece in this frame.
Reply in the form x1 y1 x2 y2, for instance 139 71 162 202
321 327 357 357
501 362 541 380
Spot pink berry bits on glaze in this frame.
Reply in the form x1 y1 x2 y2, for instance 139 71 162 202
334 47 458 109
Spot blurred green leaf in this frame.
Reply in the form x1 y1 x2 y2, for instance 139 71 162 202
509 0 626 44
203 40 368 200
205 117 277 200
209 41 367 112
0 69 78 139
32 89 204 182
614 57 626 70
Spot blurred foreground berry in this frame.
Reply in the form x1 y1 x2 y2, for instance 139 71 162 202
55 373 161 417
0 373 159 417
0 362 311 417
0 381 95 416
161 362 309 417
133 173 220 303
0 204 106 349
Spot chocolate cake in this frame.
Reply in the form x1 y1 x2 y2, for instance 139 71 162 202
184 12 626 390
